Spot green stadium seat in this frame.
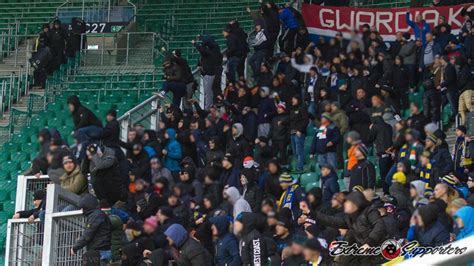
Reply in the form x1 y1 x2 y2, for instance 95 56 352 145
299 172 319 188
0 191 9 202
0 171 9 181
305 182 319 192
0 211 9 224
2 201 15 214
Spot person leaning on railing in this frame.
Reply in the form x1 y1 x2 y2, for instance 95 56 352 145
12 190 46 224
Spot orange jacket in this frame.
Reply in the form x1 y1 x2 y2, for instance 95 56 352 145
347 144 359 171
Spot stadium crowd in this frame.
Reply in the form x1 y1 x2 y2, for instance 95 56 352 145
15 0 474 265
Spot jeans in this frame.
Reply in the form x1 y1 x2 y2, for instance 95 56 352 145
162 81 187 107
203 75 215 110
258 123 270 138
308 101 317 118
75 126 103 144
317 152 337 169
445 90 458 115
227 57 240 83
99 250 112 262
249 49 268 79
291 133 305 171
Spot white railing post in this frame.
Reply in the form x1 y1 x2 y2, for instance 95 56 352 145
14 175 26 212
150 98 158 131
42 184 59 266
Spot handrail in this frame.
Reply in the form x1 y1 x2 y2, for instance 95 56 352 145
117 94 159 122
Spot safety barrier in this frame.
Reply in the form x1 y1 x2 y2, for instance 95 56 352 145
5 182 84 266
14 175 50 212
79 32 166 67
5 219 44 266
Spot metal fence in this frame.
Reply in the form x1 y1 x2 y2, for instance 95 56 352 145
45 211 85 266
118 93 160 141
56 0 136 22
5 219 44 266
14 175 50 212
5 183 84 266
79 32 159 66
42 184 84 265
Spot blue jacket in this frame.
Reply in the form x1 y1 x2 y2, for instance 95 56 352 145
321 171 340 203
310 123 341 154
279 8 299 30
407 221 450 247
257 97 276 124
455 206 474 240
164 128 182 172
405 12 431 45
210 216 241 266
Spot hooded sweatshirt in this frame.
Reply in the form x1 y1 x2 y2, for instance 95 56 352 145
210 216 241 266
73 194 111 252
67 95 103 130
164 128 182 172
454 206 474 240
237 212 268 266
410 180 429 211
225 187 252 219
165 223 212 265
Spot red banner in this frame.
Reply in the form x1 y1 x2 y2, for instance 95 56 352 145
302 3 473 41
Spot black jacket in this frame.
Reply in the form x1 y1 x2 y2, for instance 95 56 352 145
87 148 127 205
225 33 245 58
194 39 221 76
239 213 268 266
174 236 212 266
349 159 376 190
367 116 393 156
441 63 457 92
102 119 120 147
313 192 386 246
423 86 441 122
270 113 290 141
67 96 103 130
73 194 111 252
289 103 309 134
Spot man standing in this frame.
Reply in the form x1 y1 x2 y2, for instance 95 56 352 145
289 95 309 172
210 216 241 266
248 22 269 80
309 114 341 170
349 144 376 191
71 194 112 264
234 212 267 266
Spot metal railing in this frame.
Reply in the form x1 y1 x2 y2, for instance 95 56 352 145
15 175 50 212
56 0 135 22
79 32 164 67
6 182 84 266
41 184 83 265
118 93 160 141
44 210 85 266
5 219 44 266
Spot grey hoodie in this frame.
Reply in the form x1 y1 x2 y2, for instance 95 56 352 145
232 123 244 139
410 180 429 208
225 186 251 219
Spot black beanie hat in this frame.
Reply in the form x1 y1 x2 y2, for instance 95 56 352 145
107 108 117 118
